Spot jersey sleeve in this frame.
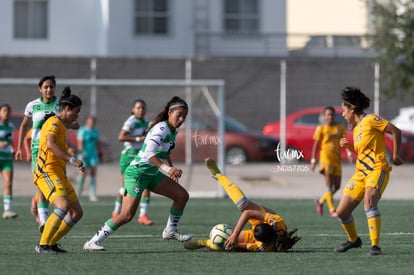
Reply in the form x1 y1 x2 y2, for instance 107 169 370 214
368 114 388 133
23 101 34 118
144 123 168 159
313 126 323 141
121 116 133 133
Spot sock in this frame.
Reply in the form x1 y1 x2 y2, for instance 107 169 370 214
340 215 358 242
3 195 12 211
139 196 150 217
77 176 85 196
40 208 66 245
216 174 250 211
164 208 183 233
50 214 79 245
89 176 96 198
37 201 49 225
89 219 118 243
366 207 381 246
321 191 335 212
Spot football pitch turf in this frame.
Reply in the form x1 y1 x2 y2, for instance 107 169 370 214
1 197 413 275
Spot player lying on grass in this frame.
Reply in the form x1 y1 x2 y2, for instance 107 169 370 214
184 158 300 252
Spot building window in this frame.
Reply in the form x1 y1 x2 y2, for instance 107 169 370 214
14 0 48 39
134 0 169 35
224 0 258 34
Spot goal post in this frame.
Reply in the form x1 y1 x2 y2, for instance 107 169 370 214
0 77 226 197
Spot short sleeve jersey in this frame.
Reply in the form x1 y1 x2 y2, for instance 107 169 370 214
0 121 14 160
35 116 68 175
130 121 177 175
24 97 59 147
77 126 100 156
121 115 149 150
313 123 346 162
353 114 388 179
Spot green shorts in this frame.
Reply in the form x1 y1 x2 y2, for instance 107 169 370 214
119 148 139 175
123 164 166 199
0 159 13 171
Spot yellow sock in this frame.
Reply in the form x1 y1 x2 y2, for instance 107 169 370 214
39 208 66 245
50 215 78 245
341 217 358 242
322 191 335 213
206 239 224 251
366 208 381 246
216 175 250 210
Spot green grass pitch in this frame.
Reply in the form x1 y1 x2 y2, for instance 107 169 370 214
1 197 413 275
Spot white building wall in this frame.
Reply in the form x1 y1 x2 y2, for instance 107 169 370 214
0 0 108 56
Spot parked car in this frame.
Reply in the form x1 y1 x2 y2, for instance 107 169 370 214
262 106 414 163
170 112 280 165
10 112 112 163
390 106 414 134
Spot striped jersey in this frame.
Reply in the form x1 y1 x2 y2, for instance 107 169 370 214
0 121 14 160
353 113 389 179
24 97 59 147
121 115 149 151
313 123 346 162
130 121 177 175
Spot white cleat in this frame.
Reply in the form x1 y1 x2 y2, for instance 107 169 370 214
162 230 192 242
83 240 105 251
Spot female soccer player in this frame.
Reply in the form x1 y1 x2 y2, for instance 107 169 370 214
0 104 18 219
15 75 60 231
335 86 402 256
76 115 101 201
84 96 191 251
112 99 153 225
34 86 85 254
310 106 350 217
184 158 300 252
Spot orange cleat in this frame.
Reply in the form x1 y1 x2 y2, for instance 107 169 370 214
138 214 154 225
112 211 119 219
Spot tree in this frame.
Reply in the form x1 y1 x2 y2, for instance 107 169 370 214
368 0 414 97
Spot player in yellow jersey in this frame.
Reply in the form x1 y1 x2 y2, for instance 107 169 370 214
311 106 351 217
33 87 85 254
184 158 300 252
335 87 402 256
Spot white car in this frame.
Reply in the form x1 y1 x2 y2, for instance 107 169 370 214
391 106 414 133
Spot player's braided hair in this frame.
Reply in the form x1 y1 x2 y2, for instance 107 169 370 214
272 228 301 252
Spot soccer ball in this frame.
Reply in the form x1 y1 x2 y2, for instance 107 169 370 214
209 224 233 249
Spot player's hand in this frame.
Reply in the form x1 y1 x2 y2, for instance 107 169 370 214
168 167 182 183
392 155 403 166
339 137 349 148
310 163 316 171
15 149 23 160
224 234 238 251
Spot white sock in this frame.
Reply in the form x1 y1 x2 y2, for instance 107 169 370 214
90 223 114 243
164 214 181 232
38 208 49 225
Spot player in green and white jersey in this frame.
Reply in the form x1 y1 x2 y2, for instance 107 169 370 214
112 99 154 225
84 96 192 251
0 104 18 219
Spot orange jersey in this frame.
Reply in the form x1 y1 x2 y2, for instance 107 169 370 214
35 116 69 176
352 114 389 180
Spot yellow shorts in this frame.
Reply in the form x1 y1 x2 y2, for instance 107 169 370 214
35 171 78 204
343 169 389 202
319 159 341 177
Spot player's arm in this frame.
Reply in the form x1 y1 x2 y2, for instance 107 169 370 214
149 155 181 182
46 133 84 169
23 130 32 161
15 116 31 160
310 140 320 171
225 209 265 250
118 129 145 143
384 122 403 166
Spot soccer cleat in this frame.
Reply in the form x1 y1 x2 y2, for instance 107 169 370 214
335 237 362 252
205 158 222 179
184 239 206 250
162 230 192 242
50 244 67 253
314 199 323 216
34 244 58 255
2 210 18 219
330 211 338 218
368 245 382 256
137 214 154 225
89 196 98 202
83 240 105 251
